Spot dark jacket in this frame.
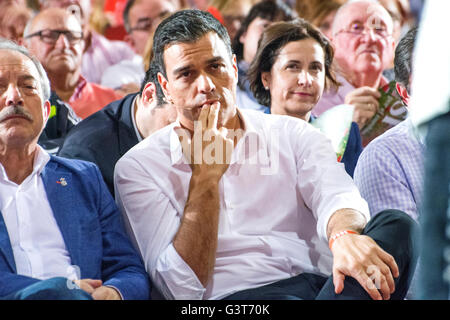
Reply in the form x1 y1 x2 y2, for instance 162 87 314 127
58 93 139 196
38 91 81 155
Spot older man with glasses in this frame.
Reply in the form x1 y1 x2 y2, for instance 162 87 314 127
22 8 123 153
312 0 397 145
38 0 137 86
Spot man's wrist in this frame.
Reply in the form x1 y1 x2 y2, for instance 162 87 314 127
328 230 359 250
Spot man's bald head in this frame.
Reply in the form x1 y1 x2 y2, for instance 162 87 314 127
330 0 395 84
26 8 83 37
39 0 91 28
332 0 394 38
23 8 84 77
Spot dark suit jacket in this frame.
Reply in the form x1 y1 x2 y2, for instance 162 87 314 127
0 156 150 299
58 93 139 196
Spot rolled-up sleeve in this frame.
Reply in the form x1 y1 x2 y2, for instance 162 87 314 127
294 125 370 242
114 156 206 300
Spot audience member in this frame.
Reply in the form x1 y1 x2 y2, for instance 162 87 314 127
0 2 32 44
115 9 418 300
59 62 176 196
353 26 419 299
354 27 420 219
23 8 122 120
378 0 413 81
247 19 361 177
295 0 346 39
313 0 396 134
409 1 450 300
232 0 296 113
100 0 176 94
208 0 257 41
0 39 149 300
39 0 137 85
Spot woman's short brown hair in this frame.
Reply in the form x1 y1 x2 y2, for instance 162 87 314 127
248 18 339 107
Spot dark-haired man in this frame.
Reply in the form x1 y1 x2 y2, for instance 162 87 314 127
59 62 176 196
115 9 418 301
354 27 420 220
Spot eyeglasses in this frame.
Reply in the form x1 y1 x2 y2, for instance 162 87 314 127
334 22 391 39
24 29 83 44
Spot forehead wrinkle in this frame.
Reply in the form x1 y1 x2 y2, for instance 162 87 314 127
31 10 82 33
332 1 393 36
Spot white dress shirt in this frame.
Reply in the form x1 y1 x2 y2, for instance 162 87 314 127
114 109 370 300
0 146 78 281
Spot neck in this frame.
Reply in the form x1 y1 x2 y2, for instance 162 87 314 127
49 70 81 102
134 97 147 138
0 143 37 185
348 70 382 88
339 64 382 89
271 104 311 122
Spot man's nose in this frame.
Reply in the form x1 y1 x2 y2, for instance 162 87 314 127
197 73 215 93
54 33 70 48
4 84 24 106
361 27 378 42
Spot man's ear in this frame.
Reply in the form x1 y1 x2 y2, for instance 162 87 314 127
43 100 51 123
396 82 410 106
232 54 238 83
81 29 91 53
141 82 156 106
157 72 172 103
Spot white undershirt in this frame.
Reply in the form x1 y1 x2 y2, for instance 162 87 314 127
0 146 78 281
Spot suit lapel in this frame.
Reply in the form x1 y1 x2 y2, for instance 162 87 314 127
118 94 139 156
0 212 16 272
41 159 81 269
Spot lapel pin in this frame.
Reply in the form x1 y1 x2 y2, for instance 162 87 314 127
56 177 68 186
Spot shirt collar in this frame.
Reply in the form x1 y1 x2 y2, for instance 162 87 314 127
130 95 144 142
0 145 50 185
69 76 87 104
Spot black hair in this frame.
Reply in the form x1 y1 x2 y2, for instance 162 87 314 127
152 9 232 79
394 26 418 92
123 0 136 33
232 0 296 63
140 59 165 106
248 18 338 107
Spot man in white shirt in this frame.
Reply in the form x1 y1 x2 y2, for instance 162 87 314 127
0 39 149 300
115 9 419 300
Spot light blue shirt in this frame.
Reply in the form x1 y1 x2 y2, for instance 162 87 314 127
354 118 424 221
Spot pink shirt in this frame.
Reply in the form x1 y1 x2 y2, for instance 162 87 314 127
81 31 137 84
69 77 123 119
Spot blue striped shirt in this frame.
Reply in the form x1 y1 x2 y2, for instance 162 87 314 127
354 119 424 220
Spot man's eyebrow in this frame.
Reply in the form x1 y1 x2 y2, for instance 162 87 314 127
137 17 151 23
172 57 226 75
19 74 37 80
173 64 192 76
206 57 226 65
